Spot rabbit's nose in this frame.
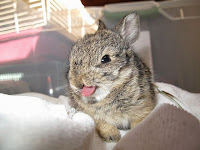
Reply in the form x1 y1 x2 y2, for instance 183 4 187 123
74 77 84 89
70 77 84 90
77 83 84 89
82 75 93 86
71 81 83 90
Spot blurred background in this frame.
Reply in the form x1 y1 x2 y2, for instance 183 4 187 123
81 0 163 6
0 0 200 97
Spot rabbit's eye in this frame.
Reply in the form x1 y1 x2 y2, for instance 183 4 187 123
101 55 111 64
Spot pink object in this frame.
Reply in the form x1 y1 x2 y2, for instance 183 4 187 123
81 86 96 97
0 29 41 63
0 28 69 64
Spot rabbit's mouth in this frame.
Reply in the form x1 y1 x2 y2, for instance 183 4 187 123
81 85 97 97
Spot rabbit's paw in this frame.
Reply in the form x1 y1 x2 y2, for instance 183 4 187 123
98 123 121 142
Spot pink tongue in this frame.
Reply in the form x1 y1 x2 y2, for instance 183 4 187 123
81 86 96 97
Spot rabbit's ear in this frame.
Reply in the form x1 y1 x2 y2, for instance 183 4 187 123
97 20 106 31
114 13 140 45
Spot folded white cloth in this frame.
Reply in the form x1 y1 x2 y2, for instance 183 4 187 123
0 82 199 150
155 82 200 120
0 94 95 150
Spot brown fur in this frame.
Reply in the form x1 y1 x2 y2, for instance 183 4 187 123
66 13 156 142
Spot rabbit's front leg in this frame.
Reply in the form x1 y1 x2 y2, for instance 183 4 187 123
95 119 121 142
70 89 122 142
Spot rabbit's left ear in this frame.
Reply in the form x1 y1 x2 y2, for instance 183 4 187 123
97 20 107 31
114 13 140 45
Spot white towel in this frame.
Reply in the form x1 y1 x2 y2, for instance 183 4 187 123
0 82 200 150
0 94 95 150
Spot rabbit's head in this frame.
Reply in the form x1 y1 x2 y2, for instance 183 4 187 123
69 13 140 102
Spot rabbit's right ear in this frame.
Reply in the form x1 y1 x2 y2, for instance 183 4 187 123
97 20 106 31
114 13 140 46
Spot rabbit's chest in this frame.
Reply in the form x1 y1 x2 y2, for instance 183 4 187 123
93 87 110 101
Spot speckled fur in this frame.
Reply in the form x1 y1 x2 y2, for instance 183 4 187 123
66 14 156 142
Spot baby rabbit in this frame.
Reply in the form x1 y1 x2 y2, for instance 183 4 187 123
66 13 155 142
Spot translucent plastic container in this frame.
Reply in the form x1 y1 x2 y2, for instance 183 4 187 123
0 0 101 96
0 0 200 97
102 0 200 93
